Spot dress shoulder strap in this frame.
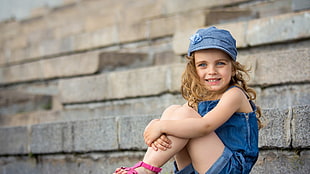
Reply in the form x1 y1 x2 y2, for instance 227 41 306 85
226 85 250 99
226 85 257 111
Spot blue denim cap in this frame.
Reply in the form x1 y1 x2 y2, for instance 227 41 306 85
188 26 237 61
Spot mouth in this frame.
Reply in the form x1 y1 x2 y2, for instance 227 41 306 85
206 78 221 82
205 78 221 86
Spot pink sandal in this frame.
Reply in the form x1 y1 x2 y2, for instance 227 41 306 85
116 161 162 174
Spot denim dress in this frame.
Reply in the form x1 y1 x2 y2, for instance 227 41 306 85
174 88 259 174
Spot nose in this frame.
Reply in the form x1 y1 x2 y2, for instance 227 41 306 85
208 65 217 75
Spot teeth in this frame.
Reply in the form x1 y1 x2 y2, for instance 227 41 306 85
208 79 218 82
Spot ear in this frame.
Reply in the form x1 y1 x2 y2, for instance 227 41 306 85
231 67 236 77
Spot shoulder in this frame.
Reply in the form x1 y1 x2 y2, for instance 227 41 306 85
221 86 253 113
222 86 246 101
215 86 247 112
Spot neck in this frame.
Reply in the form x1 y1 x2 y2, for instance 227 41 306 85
204 85 232 100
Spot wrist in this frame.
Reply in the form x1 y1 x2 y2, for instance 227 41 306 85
159 120 165 134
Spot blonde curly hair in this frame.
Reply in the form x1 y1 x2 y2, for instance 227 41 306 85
181 54 263 129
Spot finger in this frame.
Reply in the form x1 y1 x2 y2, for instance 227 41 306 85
151 143 158 151
147 140 152 147
144 137 152 147
156 138 168 148
157 136 171 148
160 134 172 145
154 140 168 151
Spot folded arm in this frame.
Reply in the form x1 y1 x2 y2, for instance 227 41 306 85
144 87 245 146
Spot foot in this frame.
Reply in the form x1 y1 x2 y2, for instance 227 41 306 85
113 161 162 174
114 167 154 174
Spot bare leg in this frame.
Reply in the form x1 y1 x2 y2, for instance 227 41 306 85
187 132 224 173
167 104 225 173
114 104 224 174
114 105 190 174
136 105 191 173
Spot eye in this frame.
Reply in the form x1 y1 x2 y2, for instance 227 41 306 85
217 61 226 66
197 63 207 67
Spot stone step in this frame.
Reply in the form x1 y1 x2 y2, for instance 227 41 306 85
0 89 51 116
58 48 310 104
173 10 310 54
1 11 309 85
0 105 308 156
0 6 307 66
0 150 309 174
0 149 309 174
59 63 184 103
0 51 149 85
1 82 309 127
0 94 185 127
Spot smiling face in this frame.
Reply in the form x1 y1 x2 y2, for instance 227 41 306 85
194 49 234 94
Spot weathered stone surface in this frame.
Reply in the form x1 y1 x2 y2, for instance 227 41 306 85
31 118 118 154
59 74 109 103
0 150 308 174
247 10 310 46
248 0 292 19
292 105 310 148
74 26 119 51
0 89 51 116
0 126 29 155
121 0 162 23
0 157 38 174
119 21 148 43
65 93 185 117
0 105 307 155
0 152 174 174
98 52 149 72
59 64 184 103
251 48 310 86
118 115 156 150
257 84 310 109
251 150 310 174
0 51 100 84
173 10 310 55
164 0 249 15
205 9 256 25
259 108 291 148
73 118 118 151
292 0 310 11
153 51 181 65
237 48 310 86
59 48 309 103
0 1 309 174
0 94 185 127
148 9 206 38
0 110 62 127
148 16 176 39
31 122 72 153
173 10 207 33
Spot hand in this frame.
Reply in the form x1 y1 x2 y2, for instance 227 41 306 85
151 134 172 151
143 119 162 146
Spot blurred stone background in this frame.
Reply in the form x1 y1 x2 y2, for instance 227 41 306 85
0 0 309 173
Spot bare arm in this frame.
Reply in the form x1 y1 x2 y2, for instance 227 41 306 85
144 88 246 146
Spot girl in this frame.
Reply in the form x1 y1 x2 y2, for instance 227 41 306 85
114 26 262 174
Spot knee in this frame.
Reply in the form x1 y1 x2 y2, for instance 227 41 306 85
161 104 200 120
160 105 182 120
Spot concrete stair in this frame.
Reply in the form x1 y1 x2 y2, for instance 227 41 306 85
0 0 309 174
0 48 309 172
0 105 309 173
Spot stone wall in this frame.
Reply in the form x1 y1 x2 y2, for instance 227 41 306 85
0 0 309 173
